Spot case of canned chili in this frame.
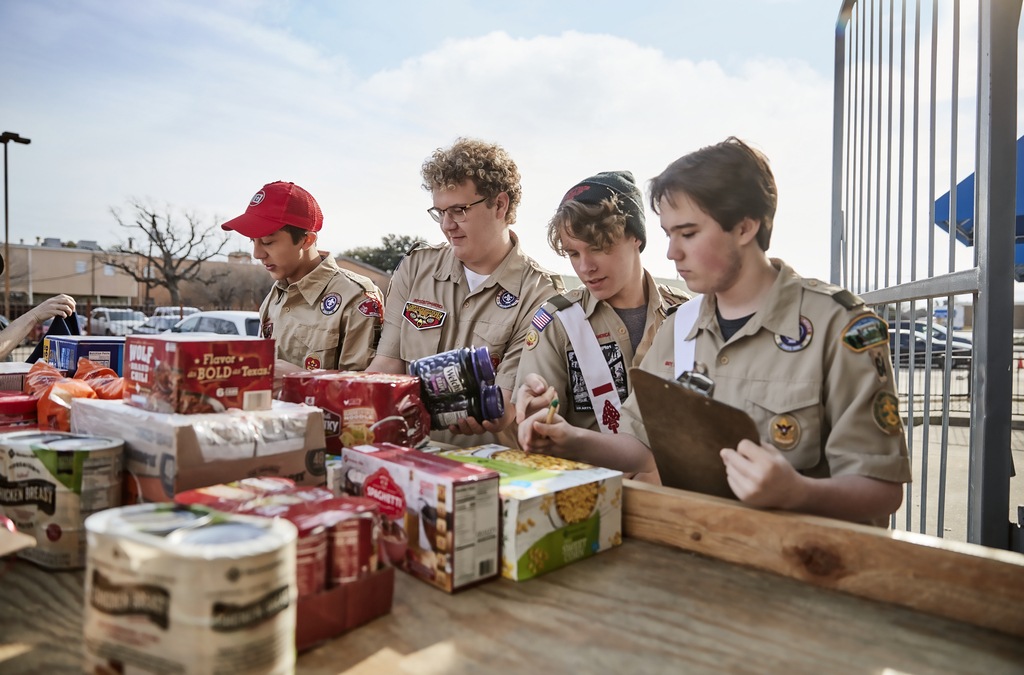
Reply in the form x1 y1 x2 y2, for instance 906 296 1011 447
174 477 394 652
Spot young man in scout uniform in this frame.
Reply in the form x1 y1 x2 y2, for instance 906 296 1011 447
366 137 564 448
222 181 384 373
518 138 910 524
513 170 689 436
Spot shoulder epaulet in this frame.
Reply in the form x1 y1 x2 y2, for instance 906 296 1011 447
335 265 378 293
407 241 429 255
800 278 865 311
665 304 680 317
657 283 691 307
544 292 576 312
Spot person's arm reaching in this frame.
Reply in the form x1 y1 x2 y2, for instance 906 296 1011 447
518 406 656 474
366 354 408 375
0 294 75 360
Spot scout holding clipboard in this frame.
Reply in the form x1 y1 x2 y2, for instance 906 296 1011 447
517 138 910 525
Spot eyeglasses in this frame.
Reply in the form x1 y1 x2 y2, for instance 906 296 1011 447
427 197 487 223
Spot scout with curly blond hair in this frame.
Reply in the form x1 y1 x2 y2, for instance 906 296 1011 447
367 137 563 451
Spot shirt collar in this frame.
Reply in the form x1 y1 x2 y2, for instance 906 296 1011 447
690 258 801 342
579 268 662 319
433 231 526 296
274 255 341 306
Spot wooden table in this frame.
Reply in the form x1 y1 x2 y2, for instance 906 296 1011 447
3 533 1023 675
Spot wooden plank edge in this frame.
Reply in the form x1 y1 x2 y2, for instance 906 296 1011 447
621 479 1024 638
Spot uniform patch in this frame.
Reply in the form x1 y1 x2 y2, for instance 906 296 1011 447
568 343 627 413
868 346 889 382
775 316 813 352
768 414 801 450
304 355 322 370
526 329 539 350
842 314 888 353
320 292 342 316
261 321 273 339
872 390 903 435
531 308 553 332
496 288 519 309
403 301 446 330
490 353 500 372
357 294 382 318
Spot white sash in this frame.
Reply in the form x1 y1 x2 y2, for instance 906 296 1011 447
673 294 704 379
556 303 622 434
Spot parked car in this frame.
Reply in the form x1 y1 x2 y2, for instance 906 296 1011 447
153 306 200 318
889 321 972 368
888 328 971 369
90 308 147 336
131 316 180 335
170 311 260 336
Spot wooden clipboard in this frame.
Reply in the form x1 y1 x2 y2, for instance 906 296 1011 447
630 368 761 500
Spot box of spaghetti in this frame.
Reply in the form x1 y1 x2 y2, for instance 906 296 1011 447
440 445 622 581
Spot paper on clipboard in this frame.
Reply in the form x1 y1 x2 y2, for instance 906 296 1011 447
630 368 761 500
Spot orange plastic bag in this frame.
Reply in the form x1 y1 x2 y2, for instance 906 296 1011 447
74 359 118 382
74 358 125 400
38 379 97 431
24 361 64 397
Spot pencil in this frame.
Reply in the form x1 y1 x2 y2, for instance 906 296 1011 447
545 397 559 425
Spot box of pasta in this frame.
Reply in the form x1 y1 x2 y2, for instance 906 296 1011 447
441 445 622 581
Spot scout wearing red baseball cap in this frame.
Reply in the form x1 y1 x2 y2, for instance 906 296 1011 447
221 181 323 238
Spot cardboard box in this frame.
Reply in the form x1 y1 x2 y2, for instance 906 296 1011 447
296 564 394 652
71 398 326 503
442 445 623 581
281 371 430 452
0 363 33 391
43 336 125 376
124 334 274 414
341 444 500 593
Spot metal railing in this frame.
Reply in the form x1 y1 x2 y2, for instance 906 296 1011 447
832 0 1021 549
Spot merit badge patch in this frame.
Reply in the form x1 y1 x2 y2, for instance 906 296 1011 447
320 292 342 316
842 314 888 353
357 294 382 318
304 354 322 370
872 390 903 435
261 322 273 339
531 308 553 332
526 329 539 350
775 316 813 352
403 301 446 330
768 414 801 450
496 288 519 309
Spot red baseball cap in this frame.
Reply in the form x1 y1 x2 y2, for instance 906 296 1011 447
221 181 323 238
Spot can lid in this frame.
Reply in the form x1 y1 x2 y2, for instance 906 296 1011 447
176 522 268 545
480 384 504 421
121 506 207 536
471 346 496 384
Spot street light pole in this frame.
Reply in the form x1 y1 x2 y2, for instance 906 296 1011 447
1 132 31 320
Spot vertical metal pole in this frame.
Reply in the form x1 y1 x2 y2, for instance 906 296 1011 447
833 4 854 286
968 0 1019 549
3 141 8 320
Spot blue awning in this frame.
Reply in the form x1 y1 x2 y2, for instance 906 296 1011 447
934 135 1024 280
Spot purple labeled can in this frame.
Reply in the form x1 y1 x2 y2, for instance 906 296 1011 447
409 347 495 400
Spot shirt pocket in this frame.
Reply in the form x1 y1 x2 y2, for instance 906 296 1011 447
402 319 443 364
744 380 823 471
294 324 339 361
471 320 514 363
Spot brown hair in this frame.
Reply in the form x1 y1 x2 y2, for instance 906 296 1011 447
281 225 311 245
547 196 631 256
649 137 777 251
421 137 522 224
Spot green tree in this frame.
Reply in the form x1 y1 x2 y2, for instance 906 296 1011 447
340 234 427 273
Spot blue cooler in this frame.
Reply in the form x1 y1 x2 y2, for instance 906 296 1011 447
42 336 126 376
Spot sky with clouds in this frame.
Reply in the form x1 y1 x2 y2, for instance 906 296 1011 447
0 0 1019 295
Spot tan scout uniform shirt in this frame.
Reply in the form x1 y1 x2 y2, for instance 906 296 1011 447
377 234 564 448
512 269 689 433
259 255 384 372
620 259 911 485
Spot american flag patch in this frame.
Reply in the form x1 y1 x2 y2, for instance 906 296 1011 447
531 308 553 331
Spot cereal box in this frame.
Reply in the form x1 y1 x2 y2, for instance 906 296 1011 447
43 336 125 376
281 371 429 452
124 334 274 414
442 445 623 581
341 444 499 593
